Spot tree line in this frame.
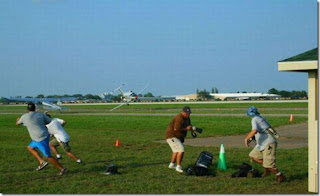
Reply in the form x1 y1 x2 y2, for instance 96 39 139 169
0 92 155 103
196 87 308 100
267 88 307 99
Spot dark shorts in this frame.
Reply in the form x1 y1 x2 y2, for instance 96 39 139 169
28 135 52 157
49 138 71 152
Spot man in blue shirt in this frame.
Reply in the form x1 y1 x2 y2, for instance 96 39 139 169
244 106 285 183
16 103 68 175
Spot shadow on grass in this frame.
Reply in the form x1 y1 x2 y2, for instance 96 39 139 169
286 172 308 182
120 161 167 169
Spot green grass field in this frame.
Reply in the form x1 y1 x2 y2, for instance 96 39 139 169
0 102 309 194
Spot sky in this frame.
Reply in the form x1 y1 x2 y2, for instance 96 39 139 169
0 0 317 97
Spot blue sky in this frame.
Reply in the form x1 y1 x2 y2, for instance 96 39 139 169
0 0 317 97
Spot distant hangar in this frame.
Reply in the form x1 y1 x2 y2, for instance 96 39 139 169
210 93 281 100
175 93 280 101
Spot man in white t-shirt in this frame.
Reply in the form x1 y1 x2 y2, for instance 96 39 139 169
244 106 285 183
45 112 82 163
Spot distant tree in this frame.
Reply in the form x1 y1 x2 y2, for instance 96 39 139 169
47 95 59 98
211 87 219 93
196 88 199 94
144 92 154 97
36 94 45 98
138 94 143 97
268 88 279 94
301 90 308 98
84 94 100 100
279 90 291 98
291 90 308 99
0 97 5 103
242 91 247 93
111 94 122 102
72 94 83 98
25 96 33 98
197 89 212 100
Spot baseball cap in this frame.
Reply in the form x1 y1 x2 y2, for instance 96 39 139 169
246 106 260 117
182 106 191 114
27 102 36 111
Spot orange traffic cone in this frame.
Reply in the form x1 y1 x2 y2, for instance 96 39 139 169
115 140 120 147
290 114 294 122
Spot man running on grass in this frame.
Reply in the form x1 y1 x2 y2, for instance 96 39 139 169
44 112 82 164
244 106 285 183
16 103 68 175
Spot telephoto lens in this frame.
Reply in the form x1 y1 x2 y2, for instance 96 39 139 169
195 128 203 133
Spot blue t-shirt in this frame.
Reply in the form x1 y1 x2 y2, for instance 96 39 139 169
18 112 51 142
251 115 276 151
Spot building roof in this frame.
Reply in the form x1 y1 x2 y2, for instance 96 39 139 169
278 48 318 72
279 48 318 62
210 93 280 100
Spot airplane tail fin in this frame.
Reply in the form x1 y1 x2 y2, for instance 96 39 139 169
113 84 125 95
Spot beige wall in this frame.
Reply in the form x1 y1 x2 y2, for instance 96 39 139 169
308 70 318 193
278 61 318 193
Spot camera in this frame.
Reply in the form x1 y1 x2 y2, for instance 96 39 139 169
191 126 203 138
191 131 197 138
192 126 203 133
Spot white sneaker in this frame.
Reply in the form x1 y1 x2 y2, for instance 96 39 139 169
168 163 176 169
176 165 183 173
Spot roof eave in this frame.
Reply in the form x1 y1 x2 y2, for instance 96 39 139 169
278 60 318 72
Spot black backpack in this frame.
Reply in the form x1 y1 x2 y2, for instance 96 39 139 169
231 162 259 178
186 151 213 176
104 164 119 175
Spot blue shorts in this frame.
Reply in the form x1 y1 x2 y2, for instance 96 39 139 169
28 135 52 157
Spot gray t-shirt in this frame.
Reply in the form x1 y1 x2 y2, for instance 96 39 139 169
251 115 276 151
18 112 51 142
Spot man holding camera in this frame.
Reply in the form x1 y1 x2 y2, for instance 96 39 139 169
165 106 200 173
244 106 285 183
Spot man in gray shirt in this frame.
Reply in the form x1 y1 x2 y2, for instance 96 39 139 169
244 106 285 183
16 103 68 175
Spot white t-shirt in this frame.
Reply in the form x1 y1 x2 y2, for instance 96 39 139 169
251 115 276 151
46 118 70 143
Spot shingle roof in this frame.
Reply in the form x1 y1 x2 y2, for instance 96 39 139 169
279 48 318 62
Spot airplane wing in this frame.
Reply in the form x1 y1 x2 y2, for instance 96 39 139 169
5 97 40 103
110 103 127 111
136 84 150 95
113 84 125 95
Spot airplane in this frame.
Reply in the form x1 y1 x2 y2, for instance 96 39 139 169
4 97 77 112
110 84 149 111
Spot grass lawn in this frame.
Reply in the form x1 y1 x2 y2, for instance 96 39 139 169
0 102 309 194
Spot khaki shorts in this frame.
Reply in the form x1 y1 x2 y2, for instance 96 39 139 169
249 143 277 168
49 138 71 152
166 137 184 153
